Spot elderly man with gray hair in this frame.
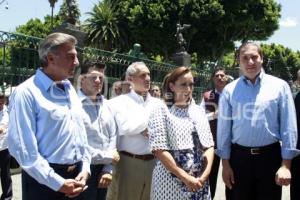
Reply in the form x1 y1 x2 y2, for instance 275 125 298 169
107 62 162 200
7 32 90 200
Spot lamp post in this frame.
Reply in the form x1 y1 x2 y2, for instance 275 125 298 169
0 41 6 85
0 0 8 9
0 41 6 66
49 0 58 30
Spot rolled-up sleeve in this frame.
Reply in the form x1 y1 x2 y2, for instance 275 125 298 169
279 83 300 159
216 89 233 159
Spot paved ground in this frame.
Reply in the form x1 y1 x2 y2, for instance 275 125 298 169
1 166 290 200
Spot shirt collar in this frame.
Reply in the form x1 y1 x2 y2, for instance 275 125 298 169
78 89 103 104
128 90 151 103
242 70 265 86
35 68 72 92
214 89 222 95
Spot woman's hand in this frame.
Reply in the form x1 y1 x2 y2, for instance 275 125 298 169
182 174 203 192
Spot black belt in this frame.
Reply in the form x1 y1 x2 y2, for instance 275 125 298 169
232 142 280 155
49 161 81 172
120 151 155 161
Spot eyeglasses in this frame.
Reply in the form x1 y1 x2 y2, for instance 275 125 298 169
85 74 104 81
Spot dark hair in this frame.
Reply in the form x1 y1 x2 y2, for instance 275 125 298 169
162 66 192 106
81 60 106 74
236 42 263 61
211 67 226 79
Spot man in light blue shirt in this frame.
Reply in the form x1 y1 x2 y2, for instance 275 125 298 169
217 42 299 200
7 33 90 200
78 61 119 200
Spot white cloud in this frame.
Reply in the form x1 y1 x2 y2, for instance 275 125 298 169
279 17 298 27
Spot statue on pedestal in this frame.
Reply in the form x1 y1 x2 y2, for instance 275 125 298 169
175 23 191 52
172 22 191 66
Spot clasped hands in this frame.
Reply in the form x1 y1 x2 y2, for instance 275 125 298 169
59 171 89 198
183 173 208 193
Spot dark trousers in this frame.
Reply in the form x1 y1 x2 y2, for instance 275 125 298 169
22 162 83 200
0 149 12 200
291 155 300 200
209 153 220 199
83 164 107 200
228 143 282 200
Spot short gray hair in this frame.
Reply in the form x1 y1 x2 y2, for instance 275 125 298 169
125 62 147 80
38 32 77 67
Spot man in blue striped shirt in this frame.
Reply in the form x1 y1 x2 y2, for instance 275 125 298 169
7 33 90 200
217 42 299 200
78 61 119 200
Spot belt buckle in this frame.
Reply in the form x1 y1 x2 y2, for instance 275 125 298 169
250 148 260 155
67 165 76 172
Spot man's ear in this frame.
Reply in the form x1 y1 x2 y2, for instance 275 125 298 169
127 76 133 82
47 53 55 64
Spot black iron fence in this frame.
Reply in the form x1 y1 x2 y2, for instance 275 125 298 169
0 31 222 101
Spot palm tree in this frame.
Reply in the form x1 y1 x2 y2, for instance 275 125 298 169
59 0 81 25
48 0 58 29
84 0 128 51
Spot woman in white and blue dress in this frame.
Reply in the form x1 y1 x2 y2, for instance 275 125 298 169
149 66 215 200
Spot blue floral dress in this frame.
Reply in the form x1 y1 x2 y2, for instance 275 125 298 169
149 103 214 200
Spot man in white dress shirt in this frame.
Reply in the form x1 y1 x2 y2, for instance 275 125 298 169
107 62 162 200
0 94 12 200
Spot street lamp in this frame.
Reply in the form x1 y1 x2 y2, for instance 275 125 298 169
0 0 8 9
0 41 6 66
48 0 58 30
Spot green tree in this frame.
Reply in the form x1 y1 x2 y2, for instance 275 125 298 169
218 43 300 82
113 0 280 63
15 15 62 38
84 0 129 51
262 44 300 82
59 0 81 25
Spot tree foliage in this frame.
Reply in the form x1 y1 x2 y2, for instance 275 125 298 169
84 0 129 51
59 0 81 25
219 43 300 82
108 0 280 63
262 44 300 82
15 15 62 38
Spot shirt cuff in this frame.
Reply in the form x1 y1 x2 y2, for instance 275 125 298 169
206 112 215 121
81 161 91 175
102 164 113 174
216 149 230 159
281 148 300 159
49 172 65 191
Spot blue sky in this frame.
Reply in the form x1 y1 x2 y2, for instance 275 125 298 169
0 0 299 51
